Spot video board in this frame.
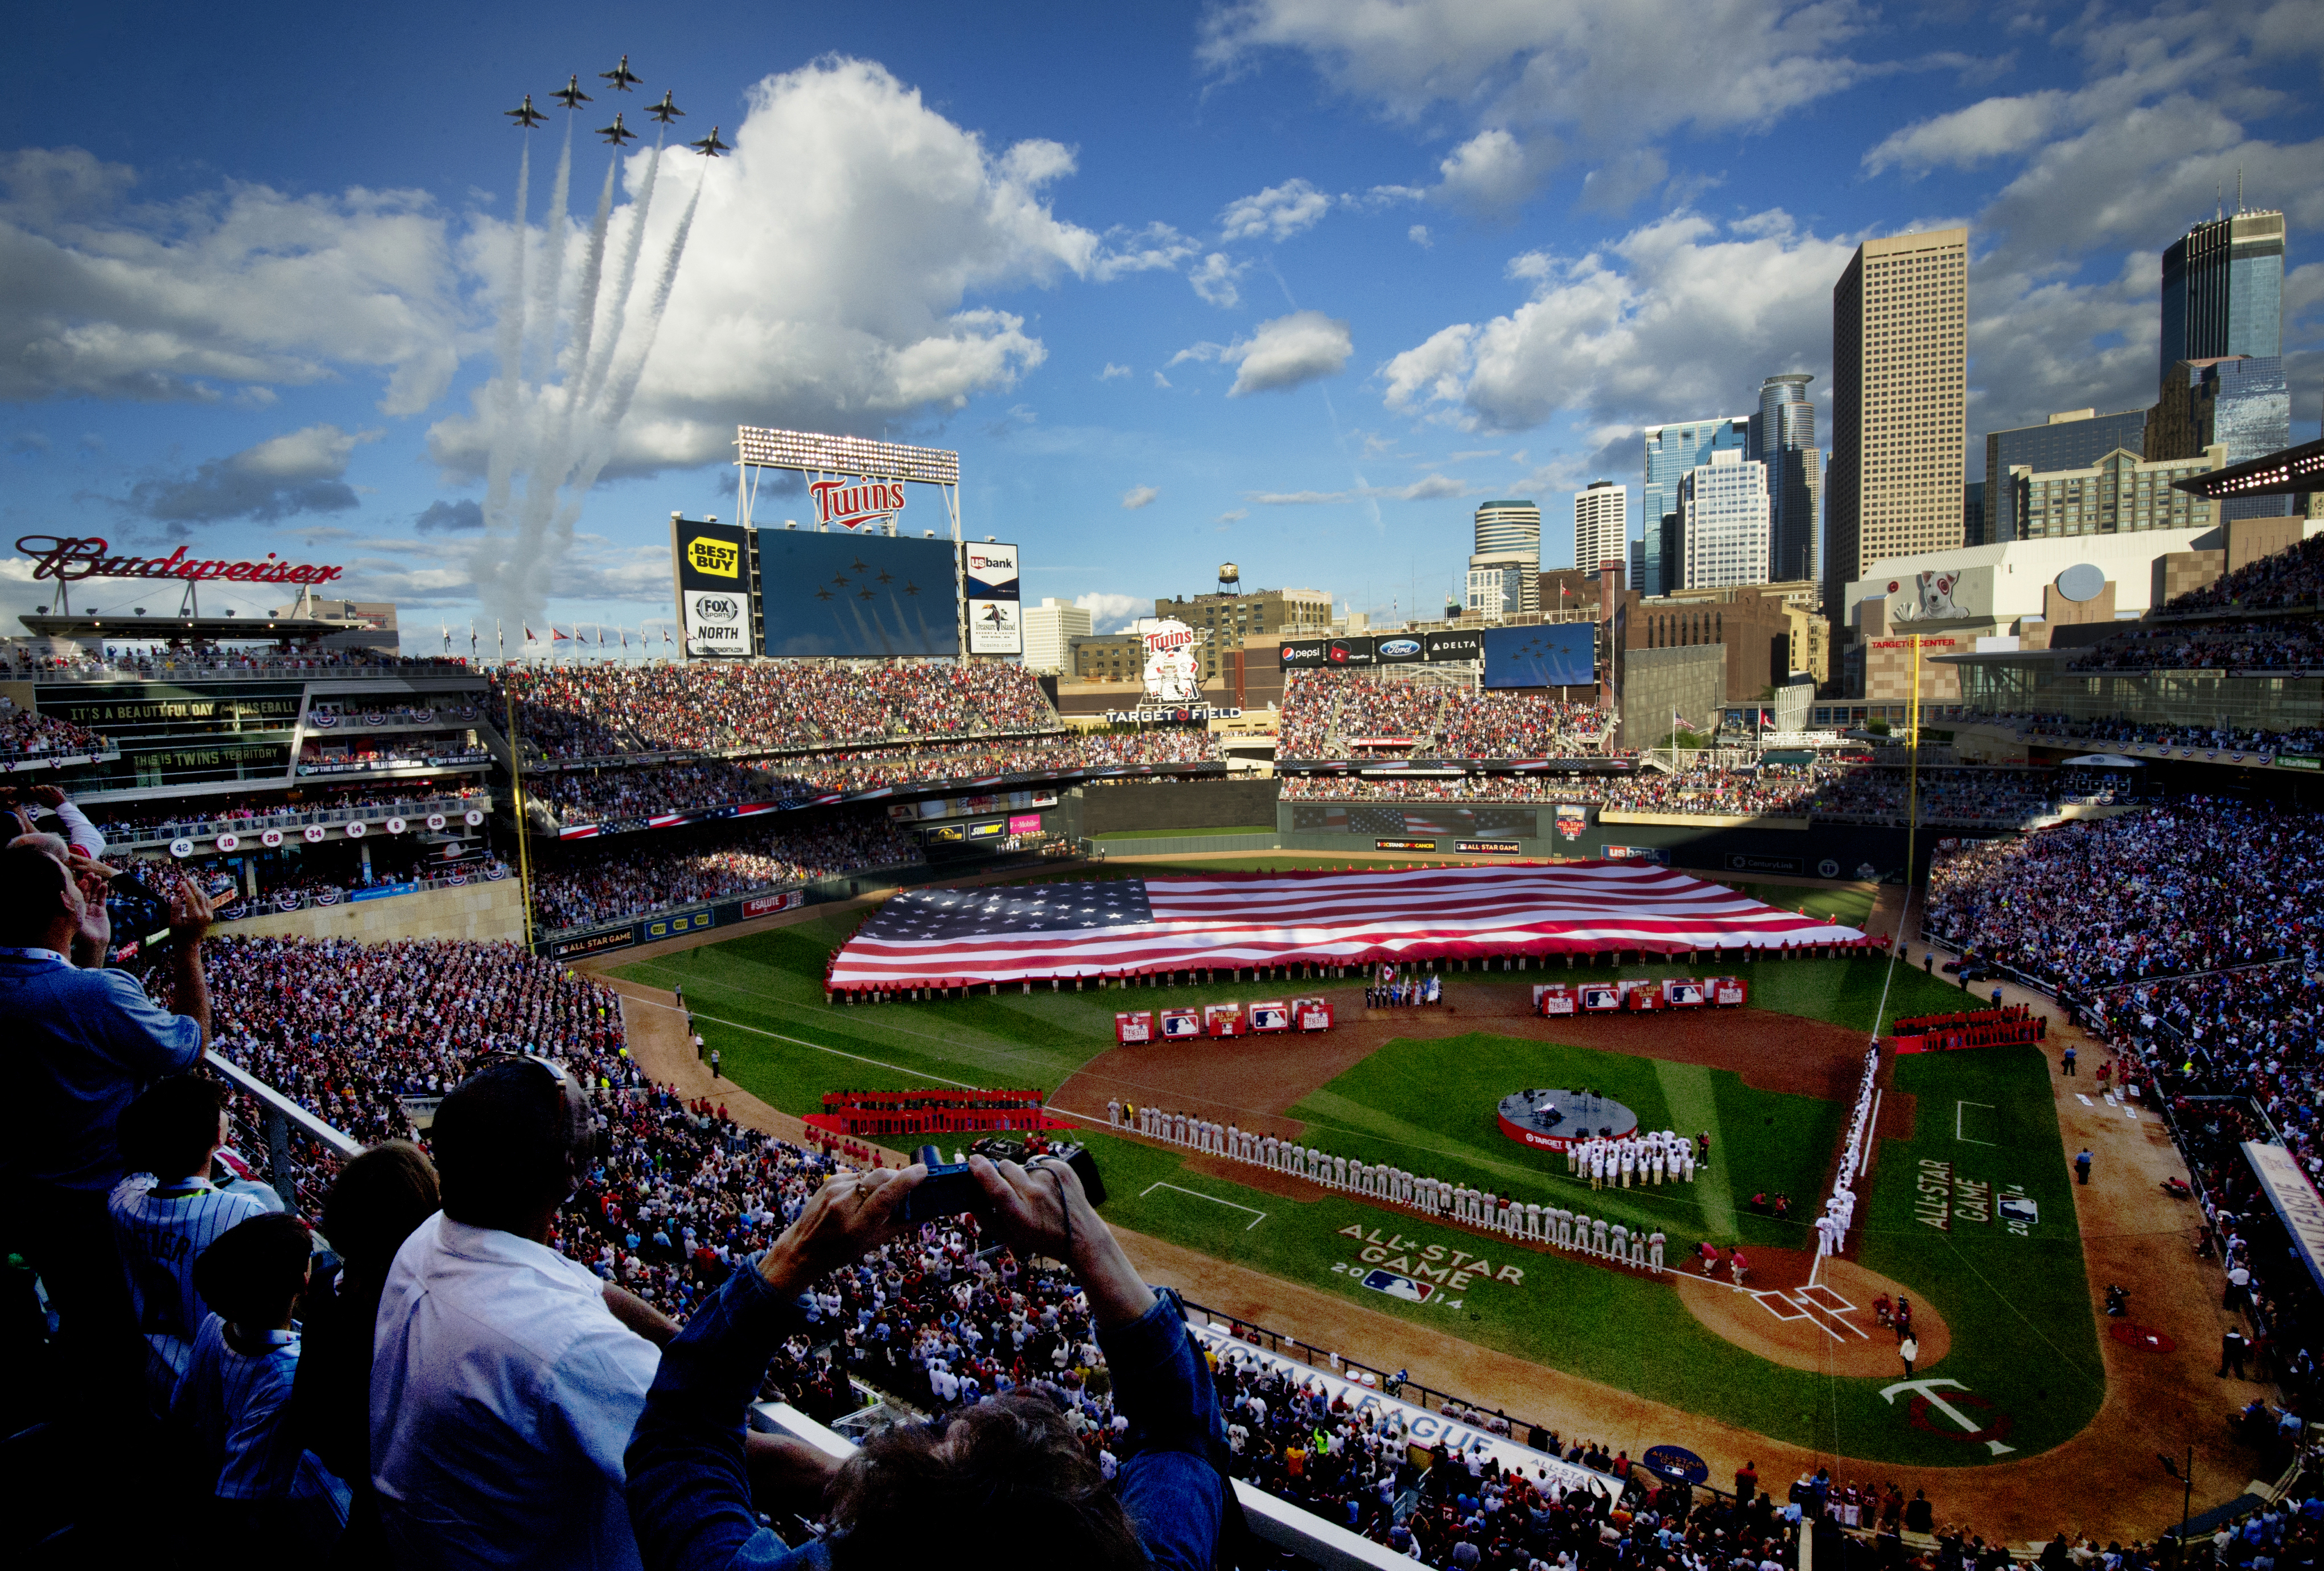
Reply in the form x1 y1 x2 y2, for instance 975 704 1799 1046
1482 623 1594 689
757 531 958 659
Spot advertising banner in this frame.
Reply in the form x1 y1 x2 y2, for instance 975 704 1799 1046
1277 637 1329 668
1535 984 1576 1016
1007 813 1043 834
674 519 755 659
1376 838 1437 850
1711 977 1748 1006
1579 983 1622 1011
1204 1002 1246 1038
1116 1010 1154 1044
1142 619 1203 703
757 531 957 659
2244 1140 2324 1297
741 890 806 920
551 928 638 960
1372 635 1425 664
964 540 1022 656
1248 1001 1290 1033
1457 840 1524 854
1483 623 1595 689
1601 844 1667 864
1555 803 1588 841
1160 1009 1202 1039
1325 636 1376 667
1423 629 1485 663
1292 996 1333 1031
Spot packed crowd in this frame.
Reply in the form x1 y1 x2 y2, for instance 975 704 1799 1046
2068 618 2324 673
528 814 923 931
90 788 488 846
2165 532 2324 614
1925 804 2324 1421
4 643 468 679
1977 710 2324 755
529 731 1218 826
1281 765 2061 826
0 697 110 759
492 659 1057 758
1280 669 1604 757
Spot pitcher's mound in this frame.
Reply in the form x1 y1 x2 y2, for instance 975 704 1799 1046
1672 1250 1949 1375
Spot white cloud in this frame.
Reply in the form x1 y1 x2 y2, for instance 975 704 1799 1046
1099 362 1131 379
1250 473 1466 504
119 422 382 526
1120 484 1161 510
1152 370 1172 389
1091 220 1201 279
1407 224 1432 248
1174 309 1354 396
1864 90 2071 174
1218 178 1333 242
432 58 1105 479
1216 508 1249 522
1380 208 1855 431
0 146 460 413
1073 590 1144 632
1200 0 1873 212
1189 252 1247 307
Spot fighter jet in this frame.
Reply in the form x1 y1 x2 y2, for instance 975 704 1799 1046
645 89 683 124
600 54 641 91
505 94 547 129
598 113 639 147
552 74 592 109
688 125 730 158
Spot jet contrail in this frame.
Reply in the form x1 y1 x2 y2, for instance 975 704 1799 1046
471 115 702 632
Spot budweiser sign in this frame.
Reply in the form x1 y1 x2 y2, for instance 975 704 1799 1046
808 479 906 531
18 535 346 587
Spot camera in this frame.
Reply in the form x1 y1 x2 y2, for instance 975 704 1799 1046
898 1139 1106 1224
104 870 178 968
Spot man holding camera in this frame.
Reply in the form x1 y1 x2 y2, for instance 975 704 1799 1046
1 840 216 1412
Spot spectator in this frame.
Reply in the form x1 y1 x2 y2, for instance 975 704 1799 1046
109 1074 280 1412
175 1211 347 1551
291 1140 440 1568
2 843 216 1412
624 1152 1224 1569
370 1055 679 1569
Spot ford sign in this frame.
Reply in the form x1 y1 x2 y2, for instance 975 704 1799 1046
1378 638 1420 657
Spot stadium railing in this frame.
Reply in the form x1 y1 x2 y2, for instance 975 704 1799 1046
749 1380 1414 1570
97 792 489 850
205 1048 363 1204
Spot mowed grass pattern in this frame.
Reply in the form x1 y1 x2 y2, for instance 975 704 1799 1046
612 898 2098 1463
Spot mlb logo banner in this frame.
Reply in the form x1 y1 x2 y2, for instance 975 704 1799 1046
1116 1011 1154 1044
1711 977 1749 1006
1662 978 1707 1008
1249 1001 1290 1033
1998 1195 2038 1225
1580 985 1622 1012
1361 1268 1433 1303
1291 996 1332 1031
1205 1002 1246 1038
1160 1009 1202 1038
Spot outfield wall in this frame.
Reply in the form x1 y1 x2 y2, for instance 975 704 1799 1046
1273 799 1934 881
1079 778 1282 833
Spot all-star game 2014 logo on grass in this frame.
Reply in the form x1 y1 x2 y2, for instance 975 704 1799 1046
1332 1223 1528 1310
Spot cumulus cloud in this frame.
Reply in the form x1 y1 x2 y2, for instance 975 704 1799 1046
1152 371 1172 389
1408 224 1432 249
1120 484 1161 510
431 59 1106 479
1218 178 1333 242
1380 209 1854 431
0 147 460 413
1073 590 1144 632
1200 0 1873 212
1216 507 1248 522
1092 220 1200 279
1099 362 1131 379
118 422 380 527
1189 252 1247 307
414 498 485 533
1173 309 1354 396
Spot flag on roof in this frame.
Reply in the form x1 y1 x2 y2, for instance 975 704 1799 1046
826 862 1873 990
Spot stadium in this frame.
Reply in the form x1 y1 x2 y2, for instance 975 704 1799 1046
10 410 2321 1568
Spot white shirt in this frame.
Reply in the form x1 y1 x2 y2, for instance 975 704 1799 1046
370 1212 661 1570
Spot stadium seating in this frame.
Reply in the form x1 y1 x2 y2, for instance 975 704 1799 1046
528 816 922 932
1280 766 2059 828
1280 670 1604 758
2066 618 2324 673
0 701 109 759
2164 532 2324 614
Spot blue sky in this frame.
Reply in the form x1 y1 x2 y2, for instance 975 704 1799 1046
5 0 2320 648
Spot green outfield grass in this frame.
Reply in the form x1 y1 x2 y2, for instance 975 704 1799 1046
610 899 2096 1463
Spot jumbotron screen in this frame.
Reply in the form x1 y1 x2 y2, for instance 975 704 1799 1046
757 532 957 658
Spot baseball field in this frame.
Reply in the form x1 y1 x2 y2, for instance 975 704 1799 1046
608 854 2105 1470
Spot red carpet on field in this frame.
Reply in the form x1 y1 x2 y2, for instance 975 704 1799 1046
825 860 1872 991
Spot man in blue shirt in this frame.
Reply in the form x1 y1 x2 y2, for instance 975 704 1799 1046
1 842 216 1409
625 1153 1226 1569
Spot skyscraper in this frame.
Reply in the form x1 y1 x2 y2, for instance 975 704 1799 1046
1678 449 1771 590
1748 374 1820 583
1572 482 1627 576
2148 356 2293 520
1827 226 1969 618
1469 499 1542 615
1981 408 2148 544
2160 208 2284 389
1642 418 1749 596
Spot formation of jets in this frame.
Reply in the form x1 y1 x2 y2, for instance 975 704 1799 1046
503 94 545 129
507 63 729 157
689 126 728 158
646 89 682 124
598 112 637 147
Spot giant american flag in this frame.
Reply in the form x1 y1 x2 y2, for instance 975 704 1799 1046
826 861 1871 990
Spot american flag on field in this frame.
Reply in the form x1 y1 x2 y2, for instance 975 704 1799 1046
826 862 1872 990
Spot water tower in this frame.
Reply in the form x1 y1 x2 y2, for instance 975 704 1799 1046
1217 562 1241 595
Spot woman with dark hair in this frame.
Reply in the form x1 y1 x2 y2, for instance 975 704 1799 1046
289 1140 439 1566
